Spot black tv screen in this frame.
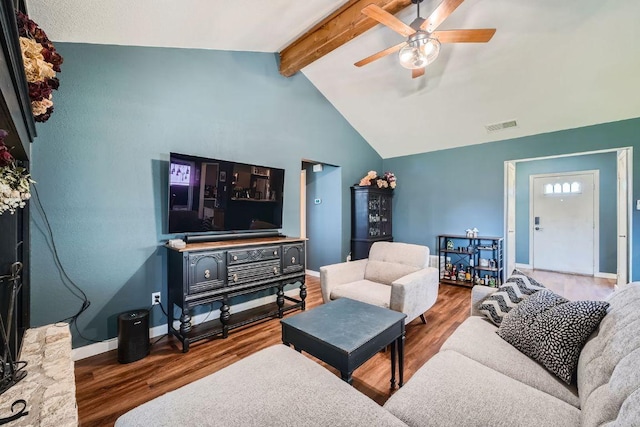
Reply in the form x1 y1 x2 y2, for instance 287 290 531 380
168 152 285 234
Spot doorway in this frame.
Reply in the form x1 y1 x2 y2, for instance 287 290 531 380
530 171 598 275
505 147 632 287
301 161 342 272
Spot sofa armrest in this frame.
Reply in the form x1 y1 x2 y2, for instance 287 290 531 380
390 267 439 324
470 285 497 316
319 259 368 303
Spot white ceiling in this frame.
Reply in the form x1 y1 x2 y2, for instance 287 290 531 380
26 0 640 158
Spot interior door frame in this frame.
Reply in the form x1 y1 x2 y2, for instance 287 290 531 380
617 149 630 287
529 170 599 275
504 147 632 284
505 162 516 275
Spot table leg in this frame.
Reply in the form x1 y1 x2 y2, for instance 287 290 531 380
341 371 353 385
398 332 405 387
299 281 307 310
390 341 397 389
220 298 230 339
179 308 192 335
276 285 285 318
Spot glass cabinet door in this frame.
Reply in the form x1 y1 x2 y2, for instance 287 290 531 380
368 194 381 236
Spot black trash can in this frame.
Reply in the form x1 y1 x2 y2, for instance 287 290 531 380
117 309 150 363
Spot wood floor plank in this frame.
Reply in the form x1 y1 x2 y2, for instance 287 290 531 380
74 272 611 426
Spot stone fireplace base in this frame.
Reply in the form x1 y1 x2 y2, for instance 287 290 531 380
1 324 77 426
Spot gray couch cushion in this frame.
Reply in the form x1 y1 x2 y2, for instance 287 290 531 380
330 279 391 308
604 388 640 427
577 283 640 427
383 350 580 427
115 344 407 427
441 316 579 407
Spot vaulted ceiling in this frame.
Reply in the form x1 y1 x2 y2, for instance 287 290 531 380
26 0 640 158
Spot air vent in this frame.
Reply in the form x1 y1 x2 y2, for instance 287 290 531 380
485 120 518 133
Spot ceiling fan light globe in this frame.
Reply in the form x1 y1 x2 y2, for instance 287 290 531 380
398 36 440 70
399 47 419 68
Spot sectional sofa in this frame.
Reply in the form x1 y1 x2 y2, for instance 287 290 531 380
116 283 640 426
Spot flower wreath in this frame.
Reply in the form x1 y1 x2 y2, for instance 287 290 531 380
15 11 63 123
0 130 35 214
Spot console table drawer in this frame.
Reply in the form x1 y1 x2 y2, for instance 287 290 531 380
283 244 305 274
187 251 226 294
227 246 281 266
228 259 281 284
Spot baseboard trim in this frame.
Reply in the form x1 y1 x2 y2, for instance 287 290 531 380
594 272 617 279
72 288 301 361
305 269 320 277
512 265 615 280
72 337 119 361
515 263 533 270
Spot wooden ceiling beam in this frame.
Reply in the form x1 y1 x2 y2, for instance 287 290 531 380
279 0 413 77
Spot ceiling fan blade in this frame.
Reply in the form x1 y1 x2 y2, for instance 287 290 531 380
354 42 407 67
412 68 425 79
420 0 465 33
433 28 496 43
362 4 415 37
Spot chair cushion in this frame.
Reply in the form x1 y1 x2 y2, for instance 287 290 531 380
364 261 420 286
368 241 429 268
330 280 391 308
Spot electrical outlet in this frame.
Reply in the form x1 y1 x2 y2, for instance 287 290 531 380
152 292 161 306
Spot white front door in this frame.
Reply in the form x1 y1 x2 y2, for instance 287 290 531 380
531 172 597 275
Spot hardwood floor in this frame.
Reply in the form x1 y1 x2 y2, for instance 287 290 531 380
74 272 612 426
516 268 615 301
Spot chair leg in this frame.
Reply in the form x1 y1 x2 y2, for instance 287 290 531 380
420 314 427 324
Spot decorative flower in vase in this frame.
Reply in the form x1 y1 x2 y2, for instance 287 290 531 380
15 11 63 123
358 170 397 189
0 130 35 214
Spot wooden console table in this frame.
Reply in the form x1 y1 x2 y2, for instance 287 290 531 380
167 236 306 352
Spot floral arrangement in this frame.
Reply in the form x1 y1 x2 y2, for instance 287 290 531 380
0 130 34 214
358 170 397 189
15 10 63 123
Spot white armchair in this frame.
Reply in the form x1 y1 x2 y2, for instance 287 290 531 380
319 242 439 324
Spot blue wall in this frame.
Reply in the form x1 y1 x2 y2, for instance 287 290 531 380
384 118 640 279
515 153 617 273
29 43 381 346
304 163 343 271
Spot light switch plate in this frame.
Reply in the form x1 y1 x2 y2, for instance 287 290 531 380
637 200 640 210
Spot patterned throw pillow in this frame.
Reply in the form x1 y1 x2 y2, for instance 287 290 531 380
497 289 610 384
478 269 545 325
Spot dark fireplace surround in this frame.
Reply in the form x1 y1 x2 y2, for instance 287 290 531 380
0 0 36 384
0 204 30 384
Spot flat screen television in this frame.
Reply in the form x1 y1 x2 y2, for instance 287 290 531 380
168 152 285 234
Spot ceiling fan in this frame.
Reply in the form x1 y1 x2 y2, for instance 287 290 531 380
355 0 496 78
